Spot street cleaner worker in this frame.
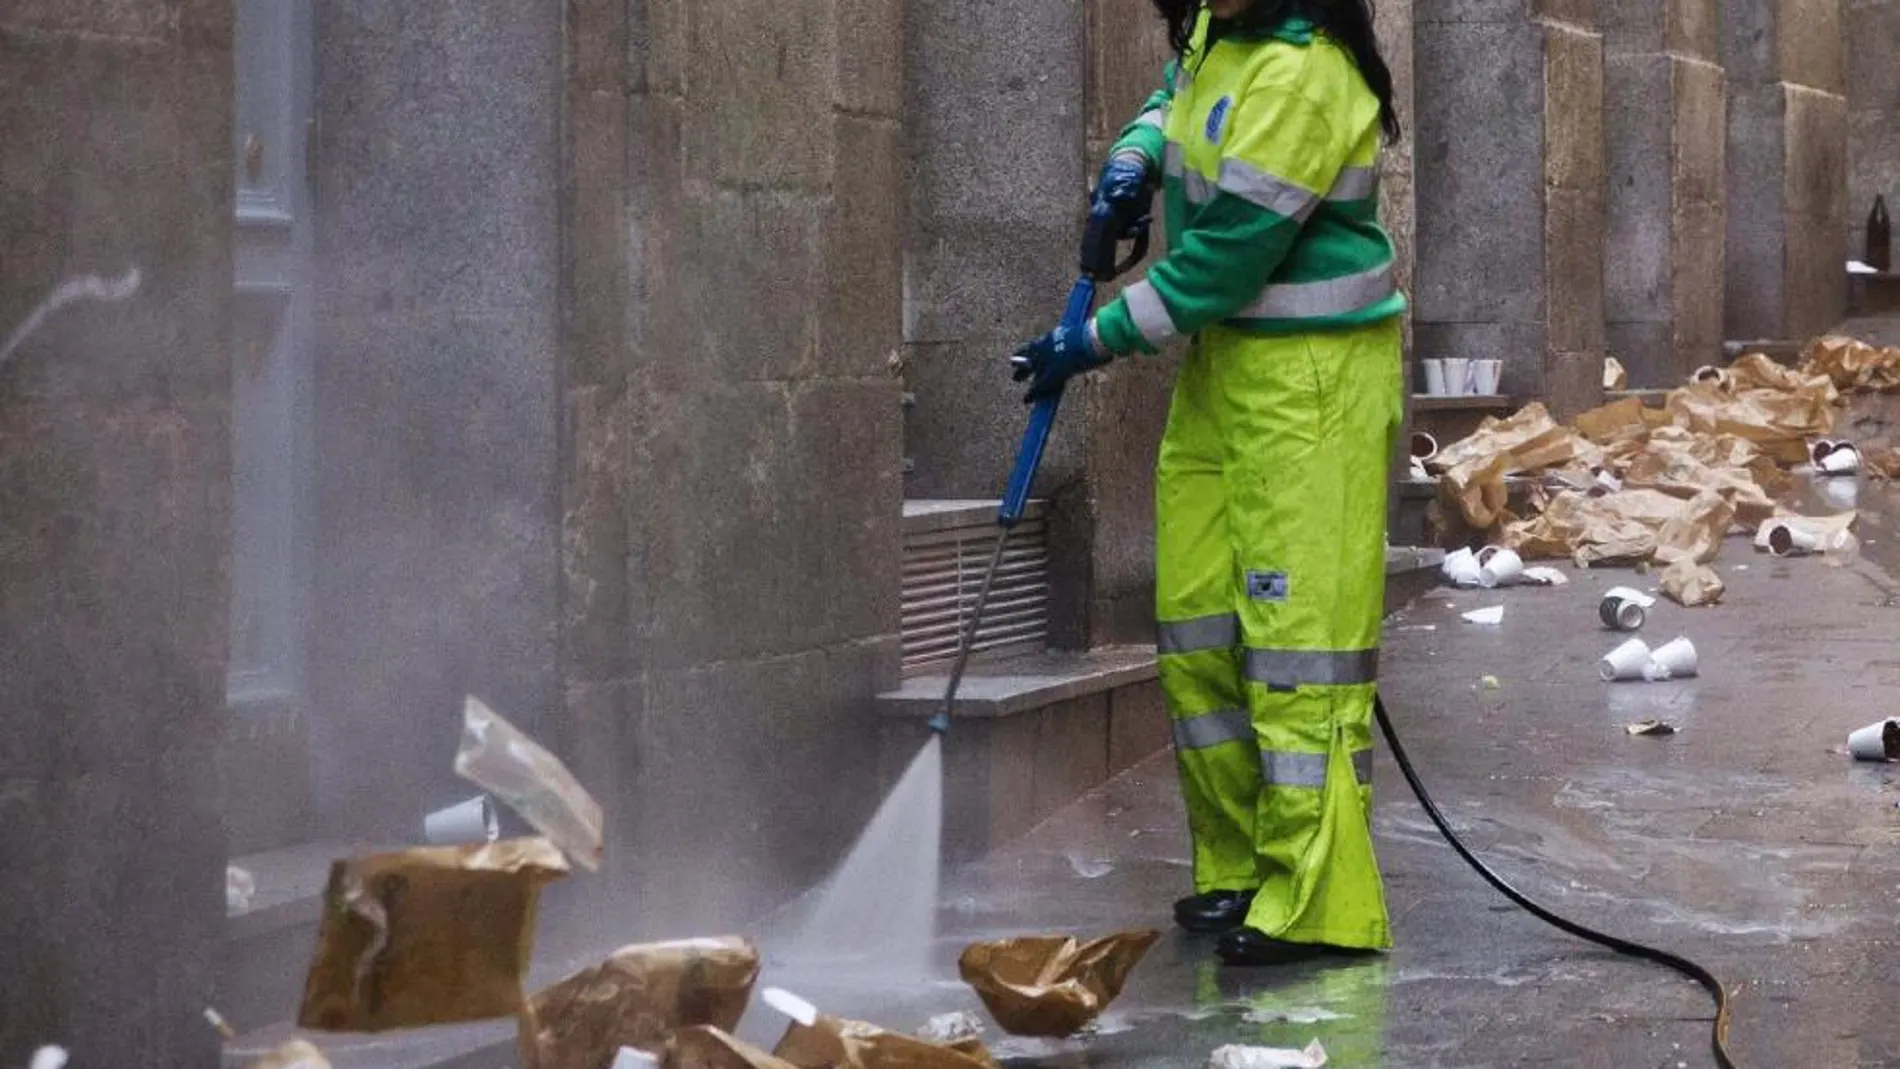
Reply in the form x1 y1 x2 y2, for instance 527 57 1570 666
1010 0 1405 967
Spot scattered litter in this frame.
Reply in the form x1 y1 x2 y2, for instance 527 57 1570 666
1521 566 1569 586
917 1012 986 1045
1642 637 1699 681
1603 356 1628 391
1461 606 1504 625
297 838 569 1033
675 1026 797 1069
1813 440 1863 474
28 1047 67 1069
1626 720 1678 737
1479 675 1501 690
520 937 760 1069
1659 560 1725 607
1477 546 1524 587
1441 547 1482 587
1847 719 1900 762
773 1001 998 1069
958 930 1159 1037
610 1049 663 1069
455 696 604 871
1064 851 1114 879
205 1006 239 1040
424 794 500 845
1241 1006 1348 1025
1601 637 1652 682
1390 623 1438 632
1850 260 1880 275
246 1039 332 1069
1599 588 1649 631
1208 1040 1328 1069
227 864 257 913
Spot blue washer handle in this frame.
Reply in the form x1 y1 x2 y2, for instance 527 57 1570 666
998 276 1096 529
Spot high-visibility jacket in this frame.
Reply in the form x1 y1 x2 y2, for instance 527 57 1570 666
1092 13 1405 355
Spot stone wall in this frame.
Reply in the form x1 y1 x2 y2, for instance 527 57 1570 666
0 5 233 1064
1847 0 1900 262
548 0 909 933
1414 1 1607 419
1723 0 1848 339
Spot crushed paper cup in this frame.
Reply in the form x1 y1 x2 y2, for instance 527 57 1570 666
1521 565 1569 586
1848 719 1900 761
1461 605 1504 625
1691 365 1733 391
1441 546 1482 587
1601 637 1652 682
675 1026 800 1069
1659 560 1725 607
772 1005 998 1069
456 696 604 871
1476 546 1524 587
1208 1041 1328 1069
1819 442 1862 474
519 937 761 1069
246 1039 332 1069
296 838 569 1033
1626 720 1678 736
1643 637 1699 681
425 794 500 845
957 930 1159 1037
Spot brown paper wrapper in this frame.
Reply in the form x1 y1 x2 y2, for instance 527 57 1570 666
296 838 569 1033
247 1039 332 1069
1861 445 1900 480
1652 491 1737 566
676 1026 800 1069
1799 336 1900 393
956 930 1159 1038
1660 559 1726 607
774 1014 997 1069
519 937 761 1069
1571 396 1649 445
1664 381 1835 463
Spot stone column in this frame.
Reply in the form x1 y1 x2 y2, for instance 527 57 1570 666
1604 0 1726 387
0 4 232 1064
1847 0 1900 262
1414 0 1607 419
1722 0 1847 340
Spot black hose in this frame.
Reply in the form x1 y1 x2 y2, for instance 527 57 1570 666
1373 695 1738 1068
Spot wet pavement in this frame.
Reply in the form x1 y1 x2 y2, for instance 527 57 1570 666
747 472 1900 1068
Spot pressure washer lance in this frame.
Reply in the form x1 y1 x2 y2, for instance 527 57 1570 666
928 175 1157 736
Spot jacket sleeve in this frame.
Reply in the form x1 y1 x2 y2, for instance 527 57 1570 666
1105 60 1178 168
1093 85 1348 356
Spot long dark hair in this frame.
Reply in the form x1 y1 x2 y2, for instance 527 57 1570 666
1153 0 1402 143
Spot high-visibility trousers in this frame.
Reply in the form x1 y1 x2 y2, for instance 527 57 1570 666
1155 316 1402 950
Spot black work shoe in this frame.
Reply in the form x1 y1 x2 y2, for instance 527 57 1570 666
1173 889 1257 933
1215 927 1335 967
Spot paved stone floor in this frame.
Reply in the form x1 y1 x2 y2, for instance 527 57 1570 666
746 473 1900 1068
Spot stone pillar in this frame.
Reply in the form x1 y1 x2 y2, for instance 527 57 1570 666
1415 1 1607 418
1375 0 1417 527
1847 0 1900 262
1722 0 1847 340
1603 0 1726 387
0 4 232 1065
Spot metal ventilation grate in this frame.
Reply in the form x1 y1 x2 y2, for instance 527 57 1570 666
900 501 1049 674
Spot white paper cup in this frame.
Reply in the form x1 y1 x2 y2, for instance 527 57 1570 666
1443 548 1483 587
1599 594 1647 631
1848 719 1900 761
1644 636 1698 680
762 987 821 1026
1601 637 1653 681
1692 365 1731 390
1442 358 1472 397
424 794 499 845
1422 359 1448 396
1810 439 1840 466
1411 431 1439 461
1472 359 1503 395
1478 548 1524 588
1819 443 1862 474
1768 522 1823 557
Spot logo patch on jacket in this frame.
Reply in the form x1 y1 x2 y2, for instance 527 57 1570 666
1246 571 1289 602
1205 96 1233 144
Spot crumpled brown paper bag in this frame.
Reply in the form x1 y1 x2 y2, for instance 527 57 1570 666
297 838 569 1033
1652 491 1737 566
247 1039 331 1069
1571 396 1649 445
1665 382 1835 463
676 1026 800 1069
774 1014 998 1069
956 930 1159 1037
1660 559 1726 606
518 937 761 1069
1799 336 1900 393
1729 351 1840 403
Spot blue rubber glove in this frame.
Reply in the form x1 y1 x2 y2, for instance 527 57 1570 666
1094 154 1154 216
1011 322 1110 403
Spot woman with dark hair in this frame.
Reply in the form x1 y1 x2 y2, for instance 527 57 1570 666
1010 0 1406 967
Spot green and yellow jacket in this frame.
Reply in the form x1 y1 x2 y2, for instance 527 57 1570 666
1092 9 1406 355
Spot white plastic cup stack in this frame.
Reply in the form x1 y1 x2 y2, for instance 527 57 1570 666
1848 719 1900 762
1477 547 1524 588
1442 358 1472 397
1422 359 1448 396
1601 637 1652 682
1643 637 1699 681
1471 359 1503 395
424 794 499 845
